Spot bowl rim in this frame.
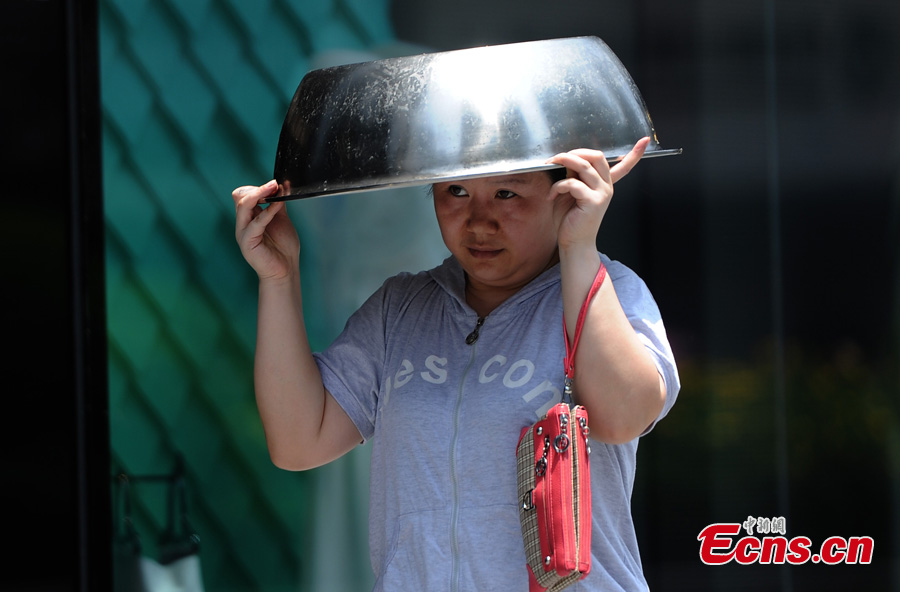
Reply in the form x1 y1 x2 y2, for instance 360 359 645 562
267 148 682 202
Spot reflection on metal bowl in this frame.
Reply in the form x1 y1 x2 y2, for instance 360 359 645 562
271 36 680 201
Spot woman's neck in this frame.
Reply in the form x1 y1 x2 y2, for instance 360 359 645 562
463 250 560 317
464 283 514 318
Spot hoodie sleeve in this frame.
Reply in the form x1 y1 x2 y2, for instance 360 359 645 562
313 281 391 442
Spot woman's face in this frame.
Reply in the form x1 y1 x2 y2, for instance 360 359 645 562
432 171 567 296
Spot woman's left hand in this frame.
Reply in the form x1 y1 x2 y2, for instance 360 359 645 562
546 136 650 251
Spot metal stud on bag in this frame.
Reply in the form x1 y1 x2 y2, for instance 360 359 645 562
580 416 591 456
535 435 550 476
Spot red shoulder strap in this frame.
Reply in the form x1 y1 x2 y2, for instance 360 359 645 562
563 263 607 381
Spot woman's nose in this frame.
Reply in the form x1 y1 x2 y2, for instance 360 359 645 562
465 198 499 233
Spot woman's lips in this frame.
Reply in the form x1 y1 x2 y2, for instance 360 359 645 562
467 247 503 259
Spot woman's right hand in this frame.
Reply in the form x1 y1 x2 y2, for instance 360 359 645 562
233 180 299 281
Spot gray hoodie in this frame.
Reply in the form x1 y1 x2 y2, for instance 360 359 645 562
315 254 679 591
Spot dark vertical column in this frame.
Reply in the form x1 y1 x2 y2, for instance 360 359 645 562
0 1 109 591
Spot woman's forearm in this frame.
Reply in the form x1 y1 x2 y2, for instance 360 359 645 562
559 245 665 444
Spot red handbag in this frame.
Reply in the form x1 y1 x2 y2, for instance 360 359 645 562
516 402 591 591
515 263 605 591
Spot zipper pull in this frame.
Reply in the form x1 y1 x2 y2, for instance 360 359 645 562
554 412 570 453
465 317 485 345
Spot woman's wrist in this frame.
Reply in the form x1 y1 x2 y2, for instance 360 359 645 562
258 268 302 299
558 241 601 272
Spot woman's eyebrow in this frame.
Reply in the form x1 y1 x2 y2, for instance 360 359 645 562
484 176 532 186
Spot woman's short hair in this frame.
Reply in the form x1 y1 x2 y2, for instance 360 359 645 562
546 166 568 184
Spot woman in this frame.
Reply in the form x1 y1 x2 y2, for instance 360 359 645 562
234 137 679 590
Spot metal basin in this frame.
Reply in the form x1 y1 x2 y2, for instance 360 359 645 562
271 36 680 201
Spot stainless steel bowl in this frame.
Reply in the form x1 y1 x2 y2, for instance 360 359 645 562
271 36 680 201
